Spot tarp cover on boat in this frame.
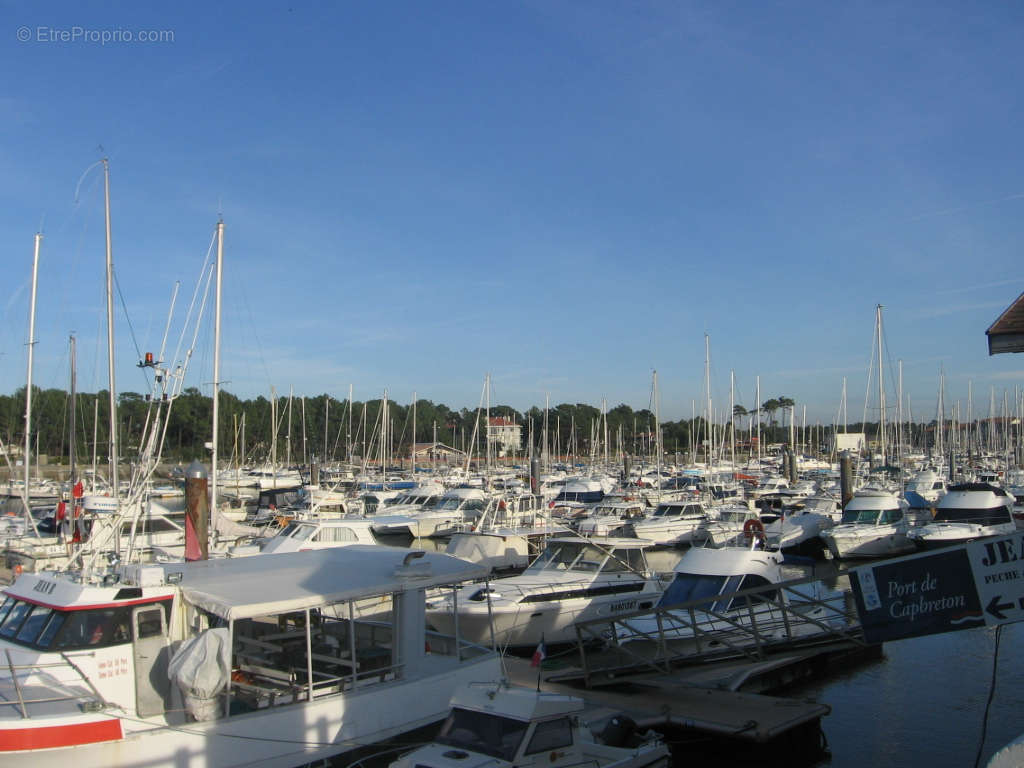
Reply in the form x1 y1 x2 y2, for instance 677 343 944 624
158 546 488 621
168 627 231 720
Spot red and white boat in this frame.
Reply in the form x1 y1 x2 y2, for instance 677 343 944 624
0 546 499 767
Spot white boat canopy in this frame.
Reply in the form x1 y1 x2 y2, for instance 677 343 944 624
156 546 488 621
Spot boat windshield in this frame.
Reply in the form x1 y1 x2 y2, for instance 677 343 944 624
658 573 741 609
0 596 169 651
840 508 881 524
436 496 484 512
527 541 609 573
436 707 530 762
652 505 681 517
933 506 1011 526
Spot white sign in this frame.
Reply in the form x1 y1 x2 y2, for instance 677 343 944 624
966 534 1024 625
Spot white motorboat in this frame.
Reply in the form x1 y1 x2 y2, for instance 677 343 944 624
627 500 711 546
444 494 571 572
908 483 1016 550
426 537 666 648
701 505 762 547
372 487 492 538
903 469 947 504
389 681 669 768
763 495 840 556
0 546 499 768
576 500 646 537
244 516 379 555
819 488 915 560
612 540 840 649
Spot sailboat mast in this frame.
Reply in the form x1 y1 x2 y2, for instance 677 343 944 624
876 305 886 467
69 334 77 492
704 334 712 467
730 370 736 469
103 159 119 512
211 220 223 521
756 376 761 466
23 232 41 532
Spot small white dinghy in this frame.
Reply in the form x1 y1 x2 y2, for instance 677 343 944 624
389 681 670 768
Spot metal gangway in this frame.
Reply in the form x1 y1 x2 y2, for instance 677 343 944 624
567 570 869 688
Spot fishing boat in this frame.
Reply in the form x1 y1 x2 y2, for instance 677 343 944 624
426 537 665 649
0 546 499 767
389 681 669 768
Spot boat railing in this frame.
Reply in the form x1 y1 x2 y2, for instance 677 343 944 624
1 649 108 719
571 572 865 687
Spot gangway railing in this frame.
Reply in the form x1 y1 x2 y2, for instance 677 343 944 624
571 571 866 687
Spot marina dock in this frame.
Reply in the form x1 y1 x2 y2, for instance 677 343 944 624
502 636 880 764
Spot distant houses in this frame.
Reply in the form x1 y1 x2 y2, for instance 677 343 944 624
486 417 522 457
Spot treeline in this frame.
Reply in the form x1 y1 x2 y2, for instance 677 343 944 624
0 386 941 466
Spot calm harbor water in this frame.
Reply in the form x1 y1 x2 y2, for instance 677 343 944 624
801 621 1024 767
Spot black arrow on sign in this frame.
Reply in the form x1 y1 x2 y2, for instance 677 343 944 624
986 595 1014 620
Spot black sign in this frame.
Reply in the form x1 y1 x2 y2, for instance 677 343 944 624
850 547 985 644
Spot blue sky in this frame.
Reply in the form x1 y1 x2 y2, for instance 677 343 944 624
1 1 1023 424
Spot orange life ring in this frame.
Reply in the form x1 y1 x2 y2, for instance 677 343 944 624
743 518 765 539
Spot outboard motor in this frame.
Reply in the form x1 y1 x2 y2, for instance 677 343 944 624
601 715 638 747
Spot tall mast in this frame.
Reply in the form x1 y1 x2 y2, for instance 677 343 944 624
756 376 761 466
22 232 41 533
323 395 329 463
286 387 293 466
270 387 277 468
653 370 661 485
103 159 119 512
876 304 886 467
211 220 223 521
69 335 77 493
730 370 736 469
704 334 712 467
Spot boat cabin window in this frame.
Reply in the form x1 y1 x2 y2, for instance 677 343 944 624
528 541 610 573
288 525 316 542
313 526 359 543
601 548 647 573
933 505 1012 526
525 717 573 754
841 508 884 524
436 707 530 762
653 504 681 517
0 597 170 650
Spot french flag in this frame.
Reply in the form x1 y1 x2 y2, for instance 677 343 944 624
531 639 546 668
